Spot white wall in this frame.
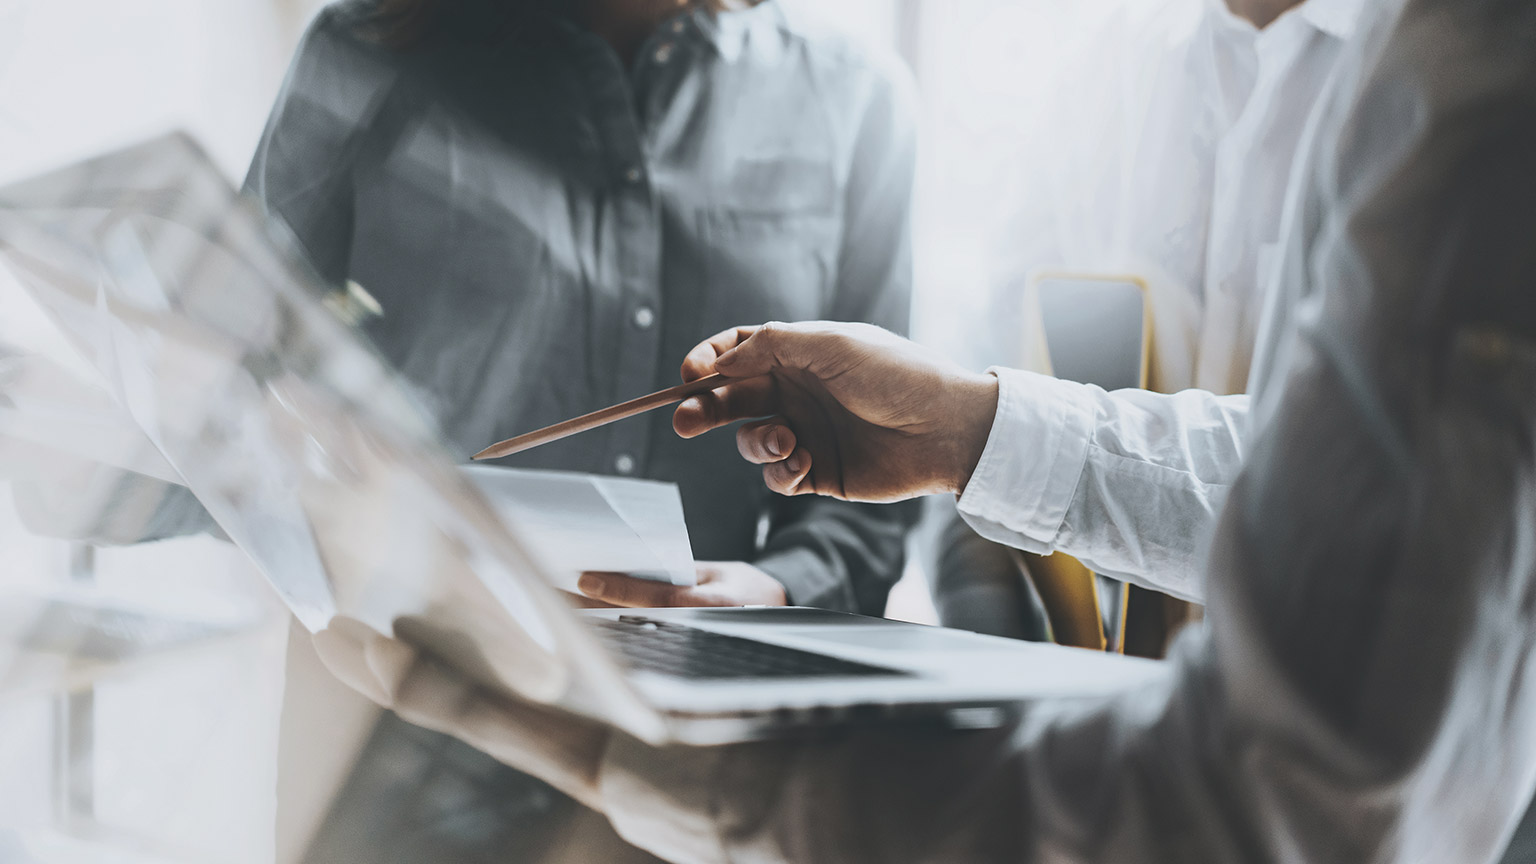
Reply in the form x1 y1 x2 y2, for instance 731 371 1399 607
0 0 321 185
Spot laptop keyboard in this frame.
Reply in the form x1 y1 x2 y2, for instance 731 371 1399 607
591 615 909 680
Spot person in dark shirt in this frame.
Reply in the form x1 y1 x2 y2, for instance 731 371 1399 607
248 1 920 859
248 0 919 613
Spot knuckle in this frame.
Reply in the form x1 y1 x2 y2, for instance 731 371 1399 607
763 464 790 495
756 321 790 348
734 425 764 461
768 458 806 494
692 392 717 425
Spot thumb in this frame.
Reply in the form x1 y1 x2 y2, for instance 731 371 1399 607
311 616 420 706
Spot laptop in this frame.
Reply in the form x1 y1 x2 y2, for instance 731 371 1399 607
0 133 1157 746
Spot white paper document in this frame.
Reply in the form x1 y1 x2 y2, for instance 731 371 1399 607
463 465 697 593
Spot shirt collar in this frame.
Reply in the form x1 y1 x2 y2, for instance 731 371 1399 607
1296 0 1370 40
1206 0 1370 41
689 1 778 62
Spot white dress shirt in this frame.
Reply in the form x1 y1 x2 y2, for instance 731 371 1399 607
582 1 1536 859
963 0 1367 601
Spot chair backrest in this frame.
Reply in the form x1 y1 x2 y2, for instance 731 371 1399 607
1021 273 1150 651
1034 275 1150 390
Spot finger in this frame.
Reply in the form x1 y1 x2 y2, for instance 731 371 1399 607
673 375 777 438
680 326 760 382
736 418 796 464
762 448 815 496
578 572 689 608
562 590 618 609
311 616 420 706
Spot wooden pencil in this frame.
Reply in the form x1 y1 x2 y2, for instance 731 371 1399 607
471 373 731 461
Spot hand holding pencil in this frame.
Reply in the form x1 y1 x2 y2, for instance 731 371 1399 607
476 320 1001 505
669 323 1001 502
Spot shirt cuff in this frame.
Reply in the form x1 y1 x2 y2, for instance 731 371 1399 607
752 546 837 610
956 368 1098 553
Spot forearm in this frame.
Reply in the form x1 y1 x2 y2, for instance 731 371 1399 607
598 710 1048 864
598 669 1203 864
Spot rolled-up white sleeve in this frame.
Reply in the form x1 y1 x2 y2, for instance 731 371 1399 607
954 368 1097 551
957 367 1249 602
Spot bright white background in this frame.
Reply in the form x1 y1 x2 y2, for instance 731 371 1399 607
0 2 1124 861
0 0 1104 364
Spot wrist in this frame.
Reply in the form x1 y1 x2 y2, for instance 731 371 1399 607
948 372 999 496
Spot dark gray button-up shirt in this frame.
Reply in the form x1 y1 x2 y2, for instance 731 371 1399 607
246 0 919 612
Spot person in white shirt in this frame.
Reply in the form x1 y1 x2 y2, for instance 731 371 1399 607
934 0 1368 641
310 0 1536 859
991 0 1362 398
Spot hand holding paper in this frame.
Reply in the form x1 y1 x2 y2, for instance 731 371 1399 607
464 465 698 593
577 561 787 608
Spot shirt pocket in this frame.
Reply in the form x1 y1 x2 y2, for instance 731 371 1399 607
694 157 841 333
696 210 838 333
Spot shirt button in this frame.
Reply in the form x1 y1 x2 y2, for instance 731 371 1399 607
614 453 636 475
654 43 674 64
624 166 643 184
670 20 685 34
632 305 656 330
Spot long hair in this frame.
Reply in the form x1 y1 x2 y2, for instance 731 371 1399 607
360 0 756 49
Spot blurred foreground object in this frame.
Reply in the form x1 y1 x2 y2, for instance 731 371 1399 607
0 132 590 704
0 132 648 862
